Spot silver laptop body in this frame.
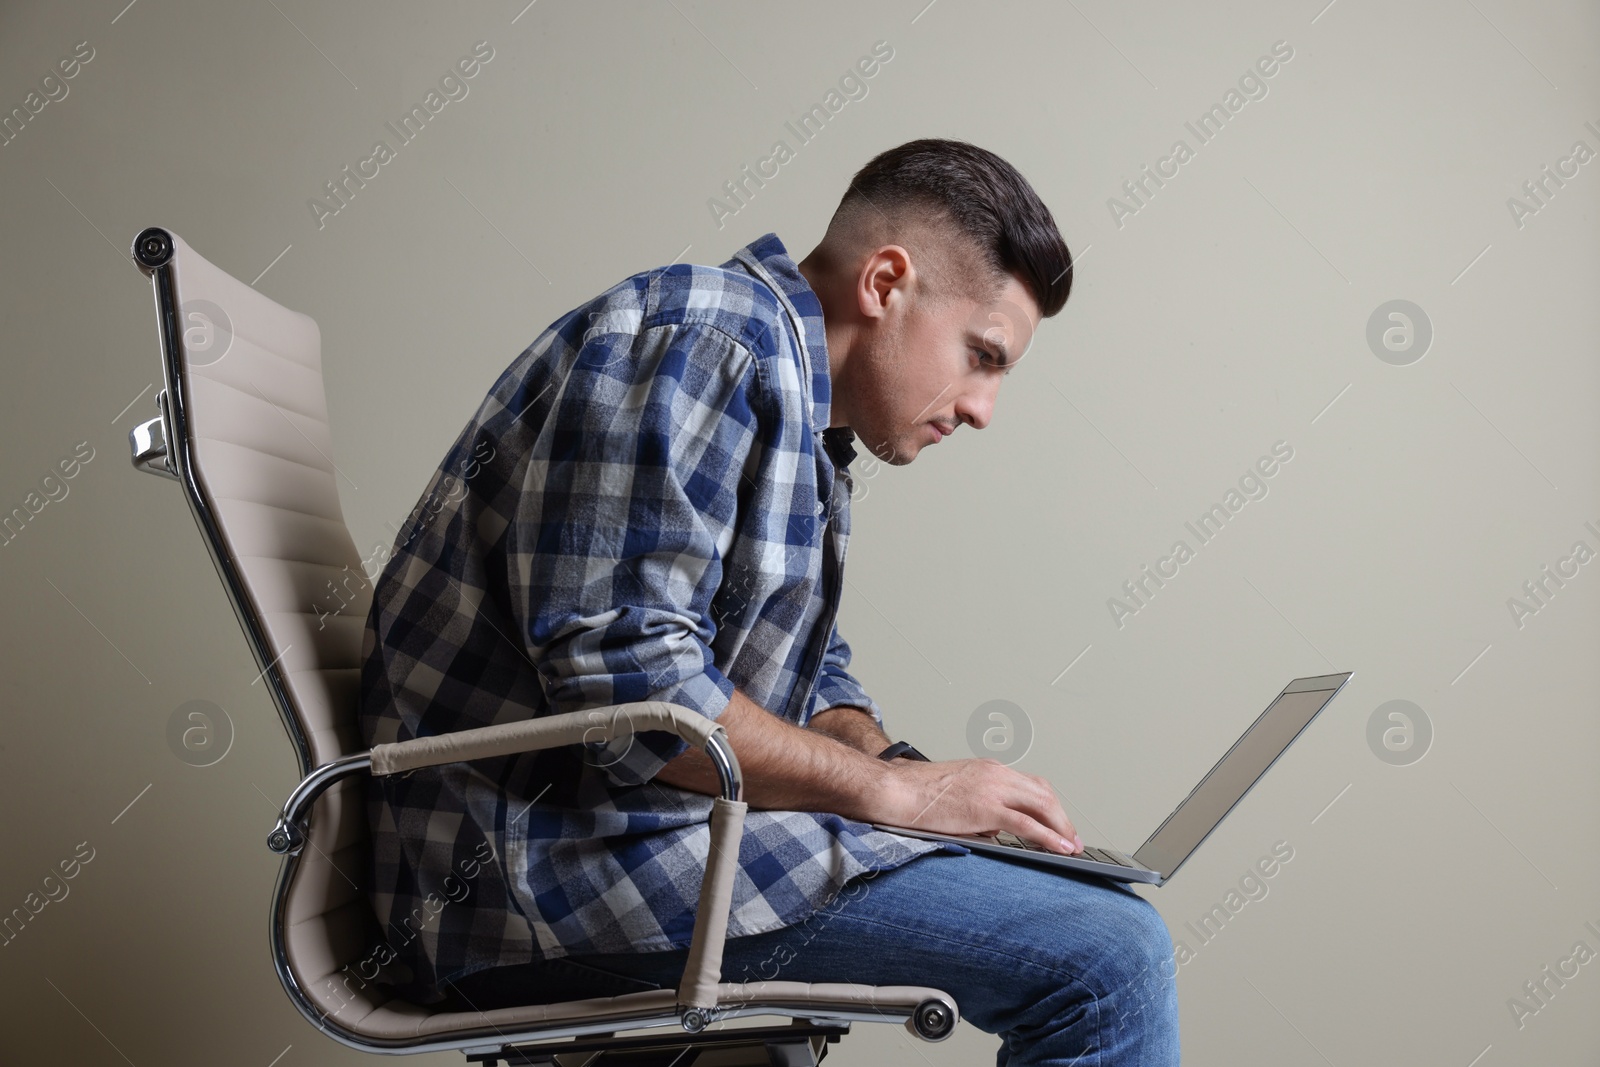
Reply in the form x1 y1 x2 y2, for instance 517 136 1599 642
870 672 1353 886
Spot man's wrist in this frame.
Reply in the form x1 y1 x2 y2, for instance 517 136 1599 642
875 740 930 762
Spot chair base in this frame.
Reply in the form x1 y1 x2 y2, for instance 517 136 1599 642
467 1020 845 1066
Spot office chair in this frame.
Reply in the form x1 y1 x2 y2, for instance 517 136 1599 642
124 226 961 1065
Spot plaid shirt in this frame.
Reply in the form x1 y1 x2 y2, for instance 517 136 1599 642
357 233 963 1005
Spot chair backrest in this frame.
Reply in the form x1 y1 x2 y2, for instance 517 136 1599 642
138 229 404 1033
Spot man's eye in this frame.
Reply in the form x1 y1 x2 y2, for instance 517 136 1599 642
974 348 1011 375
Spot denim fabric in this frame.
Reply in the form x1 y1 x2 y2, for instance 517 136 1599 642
446 849 1181 1065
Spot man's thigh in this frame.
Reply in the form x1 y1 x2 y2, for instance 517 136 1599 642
565 848 1179 1042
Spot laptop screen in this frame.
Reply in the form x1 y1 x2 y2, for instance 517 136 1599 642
1133 675 1348 879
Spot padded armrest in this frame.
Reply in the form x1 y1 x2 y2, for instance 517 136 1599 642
368 700 722 778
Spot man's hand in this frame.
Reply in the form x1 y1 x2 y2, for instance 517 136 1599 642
875 757 1085 856
806 706 1084 856
806 705 892 755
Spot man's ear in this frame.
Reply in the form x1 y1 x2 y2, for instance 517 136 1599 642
856 245 913 322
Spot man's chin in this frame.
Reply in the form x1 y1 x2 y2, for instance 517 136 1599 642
863 437 912 466
881 439 917 466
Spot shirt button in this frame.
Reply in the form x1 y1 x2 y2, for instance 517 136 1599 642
815 501 825 516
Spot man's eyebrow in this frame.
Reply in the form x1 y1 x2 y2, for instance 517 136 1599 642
968 329 1013 366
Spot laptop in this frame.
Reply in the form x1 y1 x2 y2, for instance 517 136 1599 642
871 672 1353 886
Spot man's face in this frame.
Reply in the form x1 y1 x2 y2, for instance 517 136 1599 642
840 258 1041 466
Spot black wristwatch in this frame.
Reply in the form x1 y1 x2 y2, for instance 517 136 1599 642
876 741 931 762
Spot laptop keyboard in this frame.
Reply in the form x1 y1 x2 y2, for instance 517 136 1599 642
992 831 1135 868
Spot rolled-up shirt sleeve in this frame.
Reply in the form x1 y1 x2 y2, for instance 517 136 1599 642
804 620 883 729
513 320 764 788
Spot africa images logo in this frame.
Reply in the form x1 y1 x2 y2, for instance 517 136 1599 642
1106 441 1295 629
308 41 496 230
706 40 895 230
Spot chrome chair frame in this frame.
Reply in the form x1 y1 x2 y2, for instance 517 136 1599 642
125 226 959 1063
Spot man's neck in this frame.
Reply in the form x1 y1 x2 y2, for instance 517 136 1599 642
797 253 851 430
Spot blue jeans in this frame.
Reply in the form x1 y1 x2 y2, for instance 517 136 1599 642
448 847 1181 1064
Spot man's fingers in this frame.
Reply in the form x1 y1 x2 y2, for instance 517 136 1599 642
1006 775 1078 848
1016 818 1081 855
945 761 1083 853
976 767 1079 848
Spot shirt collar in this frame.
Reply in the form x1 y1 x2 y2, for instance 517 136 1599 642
728 233 858 470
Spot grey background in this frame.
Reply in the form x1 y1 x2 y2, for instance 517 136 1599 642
3 0 1597 1063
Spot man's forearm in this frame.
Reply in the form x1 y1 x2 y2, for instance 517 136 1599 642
651 688 892 818
806 704 892 756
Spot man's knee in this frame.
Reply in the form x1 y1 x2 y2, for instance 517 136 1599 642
1097 893 1178 1031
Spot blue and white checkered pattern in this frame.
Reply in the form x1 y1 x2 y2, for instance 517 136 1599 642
358 233 956 1002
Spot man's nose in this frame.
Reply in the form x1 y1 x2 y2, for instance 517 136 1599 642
955 391 995 431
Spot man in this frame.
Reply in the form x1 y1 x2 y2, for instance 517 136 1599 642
360 138 1180 1062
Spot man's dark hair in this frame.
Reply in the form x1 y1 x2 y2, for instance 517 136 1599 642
829 138 1072 317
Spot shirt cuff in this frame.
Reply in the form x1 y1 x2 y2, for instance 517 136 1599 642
805 674 883 730
586 665 738 788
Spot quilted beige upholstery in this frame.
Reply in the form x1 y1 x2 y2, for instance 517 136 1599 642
147 230 959 1049
158 232 404 1030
